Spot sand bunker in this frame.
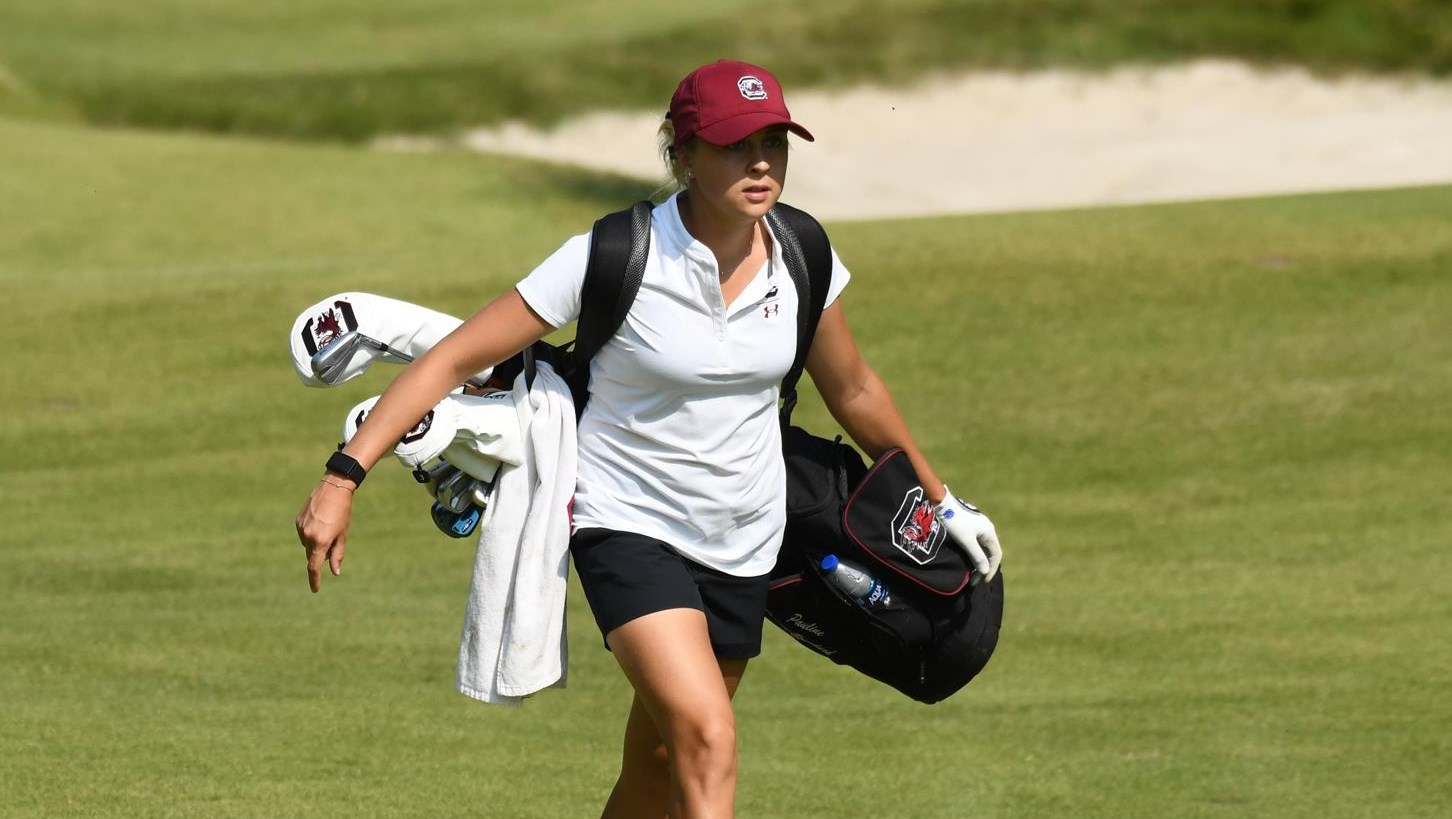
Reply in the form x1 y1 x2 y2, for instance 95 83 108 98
385 60 1452 221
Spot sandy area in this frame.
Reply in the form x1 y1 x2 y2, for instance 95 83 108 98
383 60 1452 221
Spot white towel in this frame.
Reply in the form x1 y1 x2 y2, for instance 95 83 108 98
456 363 577 706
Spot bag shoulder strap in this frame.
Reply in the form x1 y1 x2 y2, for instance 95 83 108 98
551 199 652 408
766 202 833 420
555 199 827 418
575 200 653 368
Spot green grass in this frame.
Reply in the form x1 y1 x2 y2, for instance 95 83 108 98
1 0 1450 140
2 109 1450 816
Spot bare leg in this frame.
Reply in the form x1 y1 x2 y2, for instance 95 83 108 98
599 608 749 819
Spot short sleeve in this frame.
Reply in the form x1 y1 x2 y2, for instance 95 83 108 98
824 246 851 308
514 233 592 328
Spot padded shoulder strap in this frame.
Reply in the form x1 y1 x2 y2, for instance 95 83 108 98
559 199 652 408
766 202 832 420
575 200 653 368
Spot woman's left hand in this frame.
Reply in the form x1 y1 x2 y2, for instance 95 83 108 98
935 489 1003 584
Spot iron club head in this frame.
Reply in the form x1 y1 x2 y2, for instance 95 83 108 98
311 331 368 384
432 467 476 514
310 331 415 385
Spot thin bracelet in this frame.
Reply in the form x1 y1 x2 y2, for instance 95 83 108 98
319 477 355 492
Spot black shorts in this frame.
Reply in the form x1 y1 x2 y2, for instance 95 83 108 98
570 527 770 659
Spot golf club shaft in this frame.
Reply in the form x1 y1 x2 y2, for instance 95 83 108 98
355 335 490 390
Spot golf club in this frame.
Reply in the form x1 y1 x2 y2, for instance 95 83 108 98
431 501 482 539
310 330 405 384
432 466 478 515
310 330 489 389
470 480 493 508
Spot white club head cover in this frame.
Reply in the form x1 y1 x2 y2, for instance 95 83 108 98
439 390 525 480
342 394 457 471
934 487 1003 585
290 292 492 388
342 395 382 445
341 391 522 483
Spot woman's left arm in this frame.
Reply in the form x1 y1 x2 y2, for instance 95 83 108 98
805 301 1003 581
804 301 947 503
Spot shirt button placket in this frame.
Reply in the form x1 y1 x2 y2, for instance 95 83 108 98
700 257 727 342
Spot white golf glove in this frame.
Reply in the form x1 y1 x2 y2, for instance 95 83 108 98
934 486 1002 584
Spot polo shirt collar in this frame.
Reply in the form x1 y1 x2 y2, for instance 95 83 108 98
655 192 786 269
654 192 702 262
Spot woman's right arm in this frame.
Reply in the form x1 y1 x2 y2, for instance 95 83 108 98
294 288 555 592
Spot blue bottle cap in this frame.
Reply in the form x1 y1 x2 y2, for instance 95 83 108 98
820 554 839 571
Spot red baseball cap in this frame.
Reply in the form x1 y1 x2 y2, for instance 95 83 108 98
669 60 815 149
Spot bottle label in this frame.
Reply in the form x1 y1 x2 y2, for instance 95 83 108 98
860 581 890 608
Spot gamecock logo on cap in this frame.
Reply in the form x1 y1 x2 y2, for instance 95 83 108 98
737 76 768 100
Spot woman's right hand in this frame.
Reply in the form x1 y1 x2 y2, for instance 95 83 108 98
289 289 554 593
295 478 356 593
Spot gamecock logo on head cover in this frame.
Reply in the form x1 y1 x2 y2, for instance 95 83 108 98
300 299 359 356
738 76 768 100
351 407 433 446
399 410 434 445
890 486 946 565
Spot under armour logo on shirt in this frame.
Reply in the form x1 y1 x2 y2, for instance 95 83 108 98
764 304 780 318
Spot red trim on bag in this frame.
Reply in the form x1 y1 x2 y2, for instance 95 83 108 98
768 575 803 591
842 448 972 597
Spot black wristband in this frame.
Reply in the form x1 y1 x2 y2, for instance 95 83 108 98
325 451 367 487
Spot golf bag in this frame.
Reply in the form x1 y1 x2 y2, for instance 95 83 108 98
538 199 1004 703
768 426 1004 703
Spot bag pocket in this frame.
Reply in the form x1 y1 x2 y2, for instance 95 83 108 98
782 425 866 534
843 448 974 597
766 566 934 691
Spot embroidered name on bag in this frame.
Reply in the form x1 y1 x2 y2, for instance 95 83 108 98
785 613 837 656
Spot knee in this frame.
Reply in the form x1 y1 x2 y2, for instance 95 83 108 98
671 713 738 780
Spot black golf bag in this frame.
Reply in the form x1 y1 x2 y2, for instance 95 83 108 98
766 425 1005 704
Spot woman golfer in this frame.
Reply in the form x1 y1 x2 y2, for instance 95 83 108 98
297 59 1002 818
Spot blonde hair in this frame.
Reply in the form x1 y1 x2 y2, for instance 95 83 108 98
655 118 690 199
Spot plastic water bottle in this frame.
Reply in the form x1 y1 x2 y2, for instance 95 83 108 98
821 554 891 607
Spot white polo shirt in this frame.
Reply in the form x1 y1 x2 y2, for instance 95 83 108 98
515 193 850 576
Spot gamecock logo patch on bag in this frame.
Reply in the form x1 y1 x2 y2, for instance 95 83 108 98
890 487 946 565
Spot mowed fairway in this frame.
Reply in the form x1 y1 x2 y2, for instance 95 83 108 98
2 113 1451 818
